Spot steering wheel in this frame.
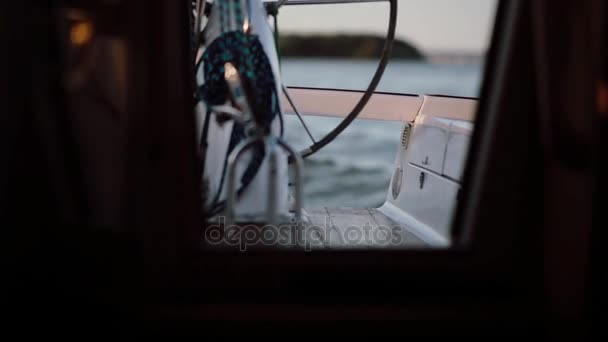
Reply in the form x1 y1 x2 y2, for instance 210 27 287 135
189 0 397 160
278 0 398 160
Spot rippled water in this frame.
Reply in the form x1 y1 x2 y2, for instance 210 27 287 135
281 59 483 208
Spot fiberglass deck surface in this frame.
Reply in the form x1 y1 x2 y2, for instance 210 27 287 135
303 208 426 249
203 208 427 251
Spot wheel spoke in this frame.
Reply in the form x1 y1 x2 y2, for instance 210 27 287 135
282 85 316 144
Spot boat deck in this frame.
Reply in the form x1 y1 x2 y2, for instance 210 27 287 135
203 207 428 251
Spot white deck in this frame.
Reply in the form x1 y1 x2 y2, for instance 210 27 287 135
203 207 427 251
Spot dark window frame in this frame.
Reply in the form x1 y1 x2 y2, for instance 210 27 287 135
137 1 543 324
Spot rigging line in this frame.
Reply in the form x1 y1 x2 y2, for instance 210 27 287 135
270 6 286 140
269 9 302 143
276 0 289 8
282 84 316 144
199 108 212 178
273 10 281 65
273 88 285 138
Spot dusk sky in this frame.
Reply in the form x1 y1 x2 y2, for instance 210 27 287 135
274 0 499 54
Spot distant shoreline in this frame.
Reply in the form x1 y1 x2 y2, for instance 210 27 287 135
278 34 425 60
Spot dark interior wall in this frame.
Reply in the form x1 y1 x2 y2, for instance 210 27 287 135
0 1 130 230
590 0 608 335
0 2 145 334
532 0 604 327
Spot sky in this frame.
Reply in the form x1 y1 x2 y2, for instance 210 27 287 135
274 0 499 54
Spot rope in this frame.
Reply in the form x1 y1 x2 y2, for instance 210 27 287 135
197 30 283 216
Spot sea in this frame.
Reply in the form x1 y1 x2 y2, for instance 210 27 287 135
280 58 483 209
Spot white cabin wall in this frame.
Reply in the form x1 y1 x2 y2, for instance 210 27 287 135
380 95 476 246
